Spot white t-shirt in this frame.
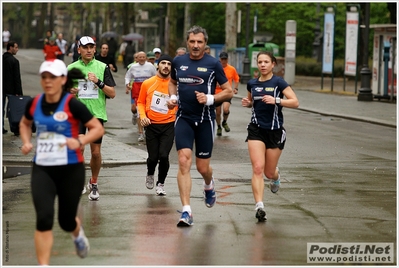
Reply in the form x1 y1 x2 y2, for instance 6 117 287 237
56 39 68 54
3 30 11 42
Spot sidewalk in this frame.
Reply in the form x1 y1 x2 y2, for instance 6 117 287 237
2 49 396 168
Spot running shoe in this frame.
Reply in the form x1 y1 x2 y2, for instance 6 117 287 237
255 207 267 222
138 133 145 142
82 185 86 195
204 182 216 208
132 113 137 125
217 127 222 136
88 182 100 201
177 211 193 227
155 183 166 195
222 122 230 132
74 228 90 258
270 167 280 193
146 175 154 189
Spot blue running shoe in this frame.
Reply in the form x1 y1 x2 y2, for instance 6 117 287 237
204 187 216 208
270 167 280 193
74 230 90 258
177 211 193 227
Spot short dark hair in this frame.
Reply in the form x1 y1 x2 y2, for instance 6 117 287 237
6 41 17 51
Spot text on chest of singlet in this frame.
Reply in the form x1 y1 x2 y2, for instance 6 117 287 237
178 77 204 85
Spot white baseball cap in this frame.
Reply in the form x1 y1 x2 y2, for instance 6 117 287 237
79 36 96 47
39 59 68 76
153 47 161 54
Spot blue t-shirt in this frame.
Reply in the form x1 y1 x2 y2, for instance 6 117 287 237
247 75 289 130
171 53 228 121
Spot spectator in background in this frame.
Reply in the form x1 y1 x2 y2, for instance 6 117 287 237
146 51 156 66
43 36 62 60
43 30 56 46
123 41 135 69
153 47 161 66
68 35 81 63
95 43 118 72
215 52 239 136
176 47 187 56
127 52 138 70
2 28 11 48
119 41 127 68
125 51 156 142
204 45 211 55
55 33 68 61
2 41 23 134
106 37 118 61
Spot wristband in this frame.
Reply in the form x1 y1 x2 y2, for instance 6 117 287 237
205 94 215 106
170 94 178 101
96 79 105 89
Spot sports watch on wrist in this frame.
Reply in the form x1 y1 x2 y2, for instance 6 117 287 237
275 97 281 104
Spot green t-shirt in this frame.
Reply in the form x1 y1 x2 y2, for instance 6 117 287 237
68 58 108 122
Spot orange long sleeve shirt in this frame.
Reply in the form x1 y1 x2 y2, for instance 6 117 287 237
137 75 176 124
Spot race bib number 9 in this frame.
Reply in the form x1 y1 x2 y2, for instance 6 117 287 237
77 79 99 99
36 132 68 166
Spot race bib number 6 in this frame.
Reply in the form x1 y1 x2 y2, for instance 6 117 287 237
150 90 170 114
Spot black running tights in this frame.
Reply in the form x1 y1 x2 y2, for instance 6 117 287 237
31 163 85 232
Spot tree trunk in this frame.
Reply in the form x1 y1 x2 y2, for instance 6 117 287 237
48 3 54 32
21 3 34 48
166 3 178 55
37 3 47 42
184 3 191 41
122 3 130 35
103 3 109 33
225 3 237 50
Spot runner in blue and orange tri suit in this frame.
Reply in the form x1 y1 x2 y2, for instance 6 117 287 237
19 59 104 264
167 25 233 227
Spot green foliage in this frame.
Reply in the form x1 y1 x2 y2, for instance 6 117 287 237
2 2 394 57
232 2 392 59
191 3 226 44
295 56 374 78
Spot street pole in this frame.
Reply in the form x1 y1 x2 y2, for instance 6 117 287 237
312 3 321 61
357 3 373 101
240 3 251 84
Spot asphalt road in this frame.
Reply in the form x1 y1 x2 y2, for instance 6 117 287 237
2 49 396 266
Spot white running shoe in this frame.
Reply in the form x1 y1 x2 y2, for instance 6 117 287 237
146 175 154 189
87 182 100 201
138 133 145 142
155 183 166 195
